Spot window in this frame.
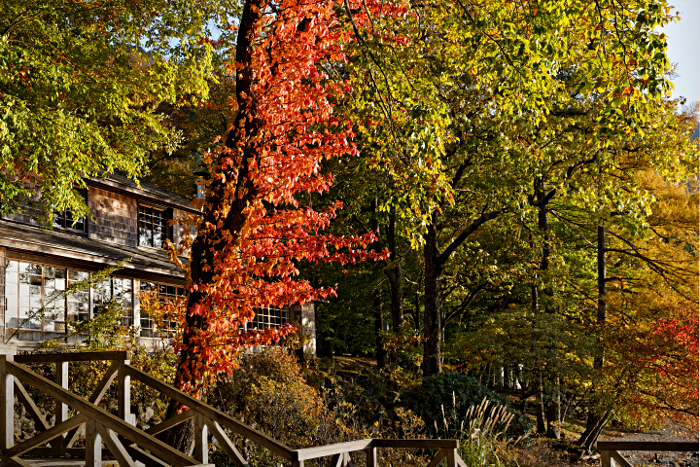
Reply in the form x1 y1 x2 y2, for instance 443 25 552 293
67 270 89 324
248 306 289 330
138 206 168 248
54 188 87 232
92 276 133 327
4 261 134 335
42 266 66 332
140 281 184 338
7 261 67 333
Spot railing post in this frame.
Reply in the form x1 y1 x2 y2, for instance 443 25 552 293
601 450 611 467
53 360 69 455
447 447 457 467
55 360 69 424
0 355 14 452
117 358 133 425
365 446 377 467
86 419 102 467
194 413 208 464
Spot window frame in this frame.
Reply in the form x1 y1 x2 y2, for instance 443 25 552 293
139 280 185 338
53 188 88 233
3 260 135 336
247 305 290 331
137 204 172 249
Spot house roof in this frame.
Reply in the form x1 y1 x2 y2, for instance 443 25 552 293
88 173 200 214
0 220 185 282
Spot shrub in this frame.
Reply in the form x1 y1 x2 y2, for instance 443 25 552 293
435 396 516 467
208 347 329 449
400 371 534 437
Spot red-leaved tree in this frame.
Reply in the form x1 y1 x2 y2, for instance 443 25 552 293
609 304 699 429
167 0 393 400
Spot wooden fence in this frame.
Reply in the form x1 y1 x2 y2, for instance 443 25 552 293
597 440 699 467
0 352 468 467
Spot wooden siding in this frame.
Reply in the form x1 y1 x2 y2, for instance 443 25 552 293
3 191 42 227
0 248 5 335
88 188 139 246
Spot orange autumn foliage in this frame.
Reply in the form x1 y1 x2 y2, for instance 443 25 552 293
168 0 399 393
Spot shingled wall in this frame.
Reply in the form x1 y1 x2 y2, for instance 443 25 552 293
88 187 139 247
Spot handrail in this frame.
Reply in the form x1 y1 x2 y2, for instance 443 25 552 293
14 351 131 363
6 361 198 467
597 441 698 451
292 439 373 461
597 440 699 467
124 365 295 461
373 439 459 449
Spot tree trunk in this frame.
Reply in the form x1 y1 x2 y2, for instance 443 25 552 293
596 223 607 368
413 289 421 332
423 211 443 377
578 409 611 452
536 371 546 435
536 177 561 439
160 0 264 452
375 291 387 369
546 379 561 439
385 208 404 331
580 223 608 452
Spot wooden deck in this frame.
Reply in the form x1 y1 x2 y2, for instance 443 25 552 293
0 352 469 467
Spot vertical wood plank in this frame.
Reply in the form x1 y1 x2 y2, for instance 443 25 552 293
291 462 304 467
447 448 457 467
85 419 102 467
53 361 68 455
132 279 141 334
601 450 611 467
365 447 377 467
55 361 69 424
194 414 208 464
0 354 14 450
117 359 132 425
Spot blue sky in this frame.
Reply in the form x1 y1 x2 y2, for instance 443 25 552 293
663 1 700 104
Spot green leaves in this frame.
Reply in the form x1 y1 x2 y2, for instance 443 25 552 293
0 0 238 221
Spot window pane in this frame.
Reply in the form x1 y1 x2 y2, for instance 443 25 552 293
19 263 41 330
68 269 88 282
138 206 153 246
138 206 168 247
92 279 111 317
114 277 133 326
65 210 85 231
141 281 157 293
141 317 155 337
140 281 156 337
153 210 166 248
54 189 86 231
43 266 66 332
67 270 89 324
53 209 66 228
5 261 18 329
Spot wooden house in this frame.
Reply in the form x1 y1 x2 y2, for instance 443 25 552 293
0 175 315 354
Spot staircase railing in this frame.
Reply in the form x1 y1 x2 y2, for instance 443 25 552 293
0 352 468 467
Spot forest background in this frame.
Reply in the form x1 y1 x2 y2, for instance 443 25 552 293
0 0 698 465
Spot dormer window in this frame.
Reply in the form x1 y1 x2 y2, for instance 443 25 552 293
53 188 87 232
138 205 169 248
